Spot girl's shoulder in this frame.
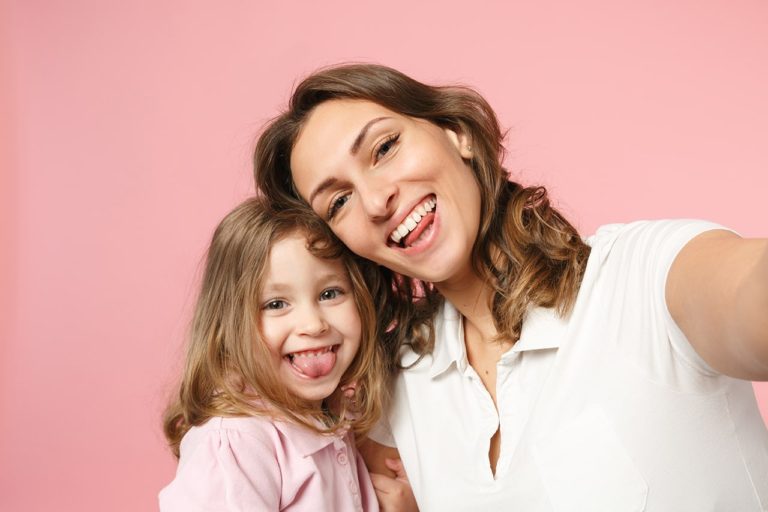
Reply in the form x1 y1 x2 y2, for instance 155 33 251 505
179 415 283 456
180 414 345 459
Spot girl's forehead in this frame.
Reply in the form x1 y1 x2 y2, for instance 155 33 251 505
265 234 346 277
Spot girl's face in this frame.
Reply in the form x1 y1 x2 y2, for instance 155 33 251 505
291 99 482 287
258 233 361 406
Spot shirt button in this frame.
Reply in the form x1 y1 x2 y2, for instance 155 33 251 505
336 451 348 465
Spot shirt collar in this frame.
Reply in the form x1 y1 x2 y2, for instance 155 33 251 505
429 301 566 378
272 418 347 458
510 306 567 353
429 300 466 378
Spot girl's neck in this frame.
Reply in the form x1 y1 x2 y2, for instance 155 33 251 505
436 270 497 344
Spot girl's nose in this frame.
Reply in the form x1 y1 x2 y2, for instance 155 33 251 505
296 305 329 337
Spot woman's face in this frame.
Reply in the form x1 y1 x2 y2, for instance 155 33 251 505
291 99 482 285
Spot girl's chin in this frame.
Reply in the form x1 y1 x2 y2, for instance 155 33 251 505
285 380 341 406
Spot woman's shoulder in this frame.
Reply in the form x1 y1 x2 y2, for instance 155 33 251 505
585 219 729 261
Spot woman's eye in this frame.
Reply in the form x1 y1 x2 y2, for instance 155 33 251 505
319 288 344 301
327 193 350 220
374 134 400 163
263 299 287 310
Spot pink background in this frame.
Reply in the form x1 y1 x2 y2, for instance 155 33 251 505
2 1 767 510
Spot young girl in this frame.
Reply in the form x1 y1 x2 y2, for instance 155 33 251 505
159 198 395 511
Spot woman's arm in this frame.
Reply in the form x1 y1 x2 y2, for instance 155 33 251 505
359 438 419 512
359 437 401 477
667 230 768 380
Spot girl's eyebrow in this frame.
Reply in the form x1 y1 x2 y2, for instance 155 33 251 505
260 281 293 293
349 117 391 155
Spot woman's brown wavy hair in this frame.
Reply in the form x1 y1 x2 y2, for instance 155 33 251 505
163 197 388 457
253 63 591 358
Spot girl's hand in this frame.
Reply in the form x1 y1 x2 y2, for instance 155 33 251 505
370 457 419 512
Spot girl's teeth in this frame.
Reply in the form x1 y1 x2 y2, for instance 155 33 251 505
397 225 409 238
416 205 427 216
410 212 422 222
405 217 417 230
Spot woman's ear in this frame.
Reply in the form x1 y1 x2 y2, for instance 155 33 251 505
444 127 473 159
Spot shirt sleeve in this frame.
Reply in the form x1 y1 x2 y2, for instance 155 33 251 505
654 221 738 376
594 219 734 377
365 415 396 448
159 425 282 511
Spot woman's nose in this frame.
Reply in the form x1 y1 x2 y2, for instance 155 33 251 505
358 176 398 221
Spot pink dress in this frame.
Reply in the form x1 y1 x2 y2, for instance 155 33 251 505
159 415 379 511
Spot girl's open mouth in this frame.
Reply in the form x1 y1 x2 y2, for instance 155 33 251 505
286 345 339 378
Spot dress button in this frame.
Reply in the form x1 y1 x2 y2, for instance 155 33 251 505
336 451 348 465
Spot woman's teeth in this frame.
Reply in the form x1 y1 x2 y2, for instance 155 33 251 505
390 198 436 244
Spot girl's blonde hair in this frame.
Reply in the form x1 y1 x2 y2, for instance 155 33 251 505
163 197 387 458
253 63 591 359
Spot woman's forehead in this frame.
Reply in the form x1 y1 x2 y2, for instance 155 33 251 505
298 99 400 144
291 100 402 185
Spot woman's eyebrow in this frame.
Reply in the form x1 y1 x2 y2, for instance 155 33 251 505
309 116 393 206
308 177 338 206
350 117 391 155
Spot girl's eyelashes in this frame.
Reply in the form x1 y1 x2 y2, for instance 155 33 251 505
327 193 350 220
319 287 345 301
374 133 400 163
262 299 288 311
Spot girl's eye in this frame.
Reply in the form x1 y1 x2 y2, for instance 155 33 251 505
319 287 344 301
327 193 350 220
374 133 400 163
263 299 287 310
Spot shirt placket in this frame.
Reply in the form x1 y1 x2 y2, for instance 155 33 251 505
332 437 363 512
495 353 527 479
462 364 501 481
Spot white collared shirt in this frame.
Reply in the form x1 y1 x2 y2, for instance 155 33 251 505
369 220 768 512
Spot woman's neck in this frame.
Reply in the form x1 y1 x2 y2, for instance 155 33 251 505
436 270 497 344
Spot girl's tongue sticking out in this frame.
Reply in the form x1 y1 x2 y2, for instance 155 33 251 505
289 347 337 378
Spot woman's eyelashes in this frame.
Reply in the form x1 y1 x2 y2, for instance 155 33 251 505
374 133 400 163
327 193 350 220
326 133 400 220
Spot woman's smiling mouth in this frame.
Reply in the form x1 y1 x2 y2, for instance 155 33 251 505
389 196 436 247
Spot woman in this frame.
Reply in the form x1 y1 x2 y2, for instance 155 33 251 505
253 64 768 511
